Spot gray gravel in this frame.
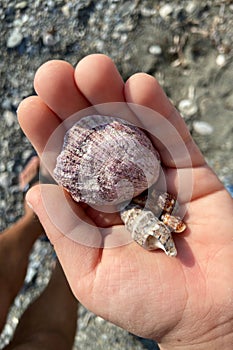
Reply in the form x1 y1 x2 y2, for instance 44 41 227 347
1 0 233 349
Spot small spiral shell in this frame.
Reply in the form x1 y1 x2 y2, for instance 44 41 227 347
120 204 177 257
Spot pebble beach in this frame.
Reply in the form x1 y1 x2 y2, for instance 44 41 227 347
0 0 233 349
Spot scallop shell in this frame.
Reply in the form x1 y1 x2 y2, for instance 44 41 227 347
53 115 161 206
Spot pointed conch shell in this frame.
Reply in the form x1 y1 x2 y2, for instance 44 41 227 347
120 204 177 257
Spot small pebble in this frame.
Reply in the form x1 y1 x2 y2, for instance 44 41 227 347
11 317 19 327
159 4 173 18
3 324 13 337
95 316 105 325
42 32 56 46
7 160 15 172
95 39 104 51
13 18 24 27
216 54 226 67
186 1 196 14
149 44 162 56
140 6 157 17
15 1 28 10
2 99 12 110
7 28 23 48
101 334 108 340
178 99 198 117
0 173 9 188
0 199 6 208
193 121 214 135
0 163 5 172
61 4 70 17
47 0 55 8
14 295 22 308
21 13 29 24
120 33 128 44
3 110 16 127
22 149 35 162
25 267 37 284
114 22 134 32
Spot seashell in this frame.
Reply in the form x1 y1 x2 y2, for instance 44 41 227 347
132 189 185 234
120 204 177 257
178 99 198 118
121 186 186 255
133 189 179 214
54 115 161 206
149 45 162 56
53 115 186 256
153 190 179 214
159 4 173 19
216 54 226 67
192 121 214 136
160 213 186 233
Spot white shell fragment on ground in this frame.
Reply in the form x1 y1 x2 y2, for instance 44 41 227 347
193 121 214 135
7 28 23 48
149 44 162 56
159 4 173 19
216 54 226 67
178 99 198 118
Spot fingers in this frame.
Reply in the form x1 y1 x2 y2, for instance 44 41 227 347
18 59 94 158
124 73 205 168
17 58 96 158
75 54 124 104
34 60 90 119
75 54 139 124
125 73 174 120
17 96 61 155
19 54 205 170
18 55 137 159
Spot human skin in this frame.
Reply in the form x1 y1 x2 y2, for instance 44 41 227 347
4 262 77 350
17 54 233 349
0 201 44 332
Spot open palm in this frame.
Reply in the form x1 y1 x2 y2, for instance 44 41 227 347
18 54 233 349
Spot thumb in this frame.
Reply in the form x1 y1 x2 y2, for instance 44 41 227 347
25 184 101 293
